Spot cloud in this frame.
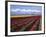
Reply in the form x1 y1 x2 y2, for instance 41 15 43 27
11 9 41 13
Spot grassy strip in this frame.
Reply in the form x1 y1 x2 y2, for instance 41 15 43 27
19 18 36 31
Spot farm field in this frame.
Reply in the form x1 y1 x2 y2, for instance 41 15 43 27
10 15 41 32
